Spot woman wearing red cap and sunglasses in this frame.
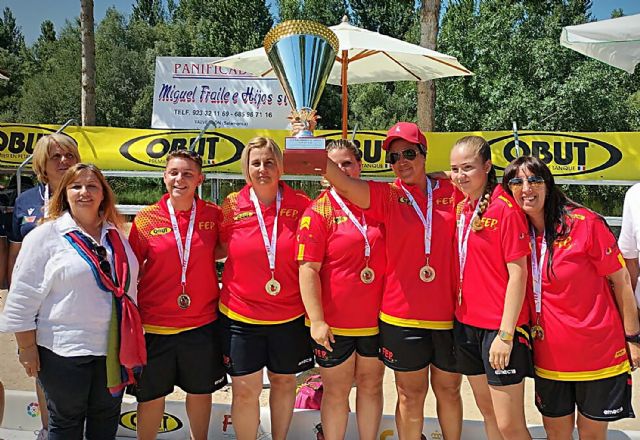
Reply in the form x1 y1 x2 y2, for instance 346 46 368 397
323 122 463 440
502 156 640 440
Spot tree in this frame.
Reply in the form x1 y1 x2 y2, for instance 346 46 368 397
0 7 28 121
80 0 96 126
132 0 165 26
417 0 440 131
0 7 24 54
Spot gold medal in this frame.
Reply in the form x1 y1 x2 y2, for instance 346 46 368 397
531 324 545 340
177 293 191 310
360 266 375 284
419 264 436 282
471 216 484 231
265 277 281 296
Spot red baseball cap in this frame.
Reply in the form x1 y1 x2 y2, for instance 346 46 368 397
382 122 427 151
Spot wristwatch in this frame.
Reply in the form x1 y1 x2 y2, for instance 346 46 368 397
498 330 514 341
625 333 640 344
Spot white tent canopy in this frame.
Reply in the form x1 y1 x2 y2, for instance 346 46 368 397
560 13 640 73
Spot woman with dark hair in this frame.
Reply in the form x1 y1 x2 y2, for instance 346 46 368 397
297 139 385 440
450 136 532 440
502 155 640 440
0 163 143 440
129 149 227 440
322 122 462 440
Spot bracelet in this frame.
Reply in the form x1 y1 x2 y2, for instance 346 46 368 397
498 330 514 341
17 344 36 355
625 333 640 344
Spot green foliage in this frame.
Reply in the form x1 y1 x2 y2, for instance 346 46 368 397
436 0 640 132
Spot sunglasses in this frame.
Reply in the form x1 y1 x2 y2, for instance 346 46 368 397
507 175 545 190
386 147 422 165
95 245 112 276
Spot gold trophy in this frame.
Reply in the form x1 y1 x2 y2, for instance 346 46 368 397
264 20 339 174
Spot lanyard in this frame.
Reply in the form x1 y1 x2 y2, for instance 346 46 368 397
250 187 282 273
400 178 433 257
457 199 481 301
41 184 50 217
329 188 370 260
167 199 197 290
530 227 547 315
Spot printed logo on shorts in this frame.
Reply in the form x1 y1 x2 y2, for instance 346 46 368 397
313 348 328 360
298 357 313 366
494 368 516 375
603 406 623 416
381 347 397 364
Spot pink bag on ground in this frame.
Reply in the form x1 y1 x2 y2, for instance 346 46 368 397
294 374 323 410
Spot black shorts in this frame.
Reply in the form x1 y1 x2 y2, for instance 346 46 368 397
378 320 457 372
130 321 228 402
311 334 379 368
219 314 314 376
535 373 634 421
454 320 533 386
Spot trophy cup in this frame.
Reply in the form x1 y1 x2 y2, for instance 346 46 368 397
264 20 339 174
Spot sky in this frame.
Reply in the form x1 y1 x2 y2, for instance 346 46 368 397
2 0 640 45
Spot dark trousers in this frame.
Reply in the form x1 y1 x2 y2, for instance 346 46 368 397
37 346 123 440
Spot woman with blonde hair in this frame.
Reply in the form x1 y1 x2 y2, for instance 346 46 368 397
450 136 532 440
296 138 386 440
218 137 313 440
0 163 143 440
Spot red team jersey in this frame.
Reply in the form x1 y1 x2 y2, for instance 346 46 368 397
219 183 310 324
367 178 458 329
296 189 386 335
531 208 630 381
129 194 221 333
455 185 530 329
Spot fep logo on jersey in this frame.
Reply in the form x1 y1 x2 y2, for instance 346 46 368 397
119 130 244 169
488 132 622 177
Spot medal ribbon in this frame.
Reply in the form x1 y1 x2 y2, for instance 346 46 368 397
530 226 547 317
457 199 481 298
250 187 282 274
167 199 197 292
42 184 50 217
400 178 434 258
329 188 370 260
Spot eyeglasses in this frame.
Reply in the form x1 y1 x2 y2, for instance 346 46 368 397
507 176 545 190
95 245 112 276
386 147 421 165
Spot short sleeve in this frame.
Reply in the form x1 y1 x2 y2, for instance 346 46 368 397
219 196 235 244
296 206 328 263
500 209 530 263
588 216 625 277
127 219 146 266
9 201 23 242
366 181 390 224
619 187 639 259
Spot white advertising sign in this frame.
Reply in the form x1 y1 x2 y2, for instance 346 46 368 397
152 57 291 129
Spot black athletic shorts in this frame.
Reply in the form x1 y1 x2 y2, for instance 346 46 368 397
535 372 635 421
454 320 533 386
311 333 379 368
130 320 228 402
219 314 314 376
378 320 457 372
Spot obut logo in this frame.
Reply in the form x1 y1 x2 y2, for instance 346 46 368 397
322 131 390 174
488 132 622 176
120 410 183 433
0 124 58 166
119 130 244 169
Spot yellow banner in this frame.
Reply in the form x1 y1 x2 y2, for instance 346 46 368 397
1 123 638 180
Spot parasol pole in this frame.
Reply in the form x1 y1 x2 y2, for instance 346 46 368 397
341 49 348 139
